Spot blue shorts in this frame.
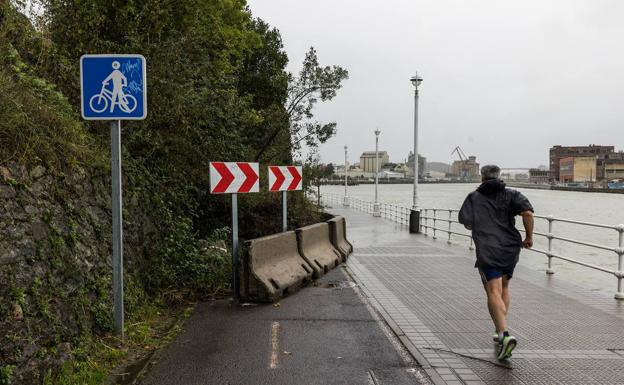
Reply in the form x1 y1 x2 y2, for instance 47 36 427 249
478 266 514 285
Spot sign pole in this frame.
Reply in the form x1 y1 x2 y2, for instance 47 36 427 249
111 120 124 339
231 193 239 298
282 191 288 232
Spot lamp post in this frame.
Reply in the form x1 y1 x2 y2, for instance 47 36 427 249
343 145 350 206
409 72 423 233
373 129 381 217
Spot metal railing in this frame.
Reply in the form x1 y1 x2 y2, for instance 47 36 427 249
420 208 475 250
316 192 411 227
516 215 624 300
315 192 624 300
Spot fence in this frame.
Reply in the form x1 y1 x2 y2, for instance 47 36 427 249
316 192 624 300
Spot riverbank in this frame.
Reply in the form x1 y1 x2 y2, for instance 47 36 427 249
324 180 624 193
321 179 476 186
506 182 624 194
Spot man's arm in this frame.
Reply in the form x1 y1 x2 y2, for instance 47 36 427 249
521 210 534 248
102 73 112 85
458 195 473 230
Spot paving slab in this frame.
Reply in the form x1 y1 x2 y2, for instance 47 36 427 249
327 205 624 385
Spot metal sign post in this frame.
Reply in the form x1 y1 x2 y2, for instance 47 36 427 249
231 193 239 296
81 54 147 339
282 191 288 232
209 162 260 299
110 120 124 338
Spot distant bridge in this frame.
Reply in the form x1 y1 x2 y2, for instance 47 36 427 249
499 167 533 171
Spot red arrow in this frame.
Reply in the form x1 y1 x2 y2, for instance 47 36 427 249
270 166 286 191
212 162 235 193
238 162 258 193
287 166 301 190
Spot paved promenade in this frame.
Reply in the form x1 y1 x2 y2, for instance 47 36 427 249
330 205 624 385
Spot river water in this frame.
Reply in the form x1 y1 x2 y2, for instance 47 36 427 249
321 183 624 295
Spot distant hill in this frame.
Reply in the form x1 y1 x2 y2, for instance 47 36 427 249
427 162 451 173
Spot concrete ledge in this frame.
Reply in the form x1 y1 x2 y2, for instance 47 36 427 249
327 216 353 261
296 222 342 278
240 231 314 302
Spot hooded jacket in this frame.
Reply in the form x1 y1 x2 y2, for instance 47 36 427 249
458 179 534 269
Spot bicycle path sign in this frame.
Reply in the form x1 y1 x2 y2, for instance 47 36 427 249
80 54 147 120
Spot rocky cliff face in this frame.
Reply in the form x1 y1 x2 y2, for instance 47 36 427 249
0 162 158 383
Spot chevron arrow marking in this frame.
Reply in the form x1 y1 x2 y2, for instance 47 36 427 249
287 166 302 191
210 162 259 194
269 166 286 192
237 162 259 193
211 162 235 193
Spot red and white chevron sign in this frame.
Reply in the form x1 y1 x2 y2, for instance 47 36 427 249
210 162 260 194
269 166 303 192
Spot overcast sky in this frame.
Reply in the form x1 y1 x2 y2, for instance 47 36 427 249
247 0 624 167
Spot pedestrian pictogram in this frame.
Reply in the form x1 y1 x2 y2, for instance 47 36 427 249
80 54 147 120
269 166 303 191
210 162 260 194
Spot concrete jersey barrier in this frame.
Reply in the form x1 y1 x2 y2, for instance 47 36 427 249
327 216 353 261
296 222 342 278
240 231 314 302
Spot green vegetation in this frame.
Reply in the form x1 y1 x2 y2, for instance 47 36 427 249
1 0 347 383
1 365 16 385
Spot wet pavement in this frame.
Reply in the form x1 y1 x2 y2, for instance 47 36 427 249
140 268 431 385
328 205 624 385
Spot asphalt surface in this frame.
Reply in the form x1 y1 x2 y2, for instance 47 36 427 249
140 268 431 385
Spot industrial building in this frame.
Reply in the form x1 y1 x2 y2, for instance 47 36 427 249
451 156 479 181
598 152 624 181
559 157 598 183
359 151 389 173
529 168 551 184
549 145 614 181
407 151 427 178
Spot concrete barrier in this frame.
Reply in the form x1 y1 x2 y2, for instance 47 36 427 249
240 231 314 302
327 216 353 261
296 223 342 278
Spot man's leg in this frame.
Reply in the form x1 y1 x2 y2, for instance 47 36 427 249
111 90 120 112
484 277 507 333
502 275 511 317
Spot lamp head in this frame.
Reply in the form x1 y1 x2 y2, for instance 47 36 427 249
344 145 348 150
374 129 381 136
410 75 423 87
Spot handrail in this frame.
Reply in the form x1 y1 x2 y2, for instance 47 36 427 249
315 192 624 300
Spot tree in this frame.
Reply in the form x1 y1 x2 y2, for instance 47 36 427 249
255 47 348 161
320 163 334 179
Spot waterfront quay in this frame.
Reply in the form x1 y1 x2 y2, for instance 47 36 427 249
326 203 624 385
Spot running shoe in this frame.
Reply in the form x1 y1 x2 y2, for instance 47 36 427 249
497 335 518 360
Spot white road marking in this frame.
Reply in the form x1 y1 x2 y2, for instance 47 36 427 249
270 321 281 369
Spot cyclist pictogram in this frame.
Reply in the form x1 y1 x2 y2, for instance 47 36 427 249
89 61 138 114
80 54 147 120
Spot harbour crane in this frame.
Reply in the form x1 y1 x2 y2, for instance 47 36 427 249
451 146 471 181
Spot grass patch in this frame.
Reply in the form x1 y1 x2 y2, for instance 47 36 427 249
43 302 193 385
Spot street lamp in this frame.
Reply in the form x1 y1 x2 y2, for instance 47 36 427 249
409 72 423 233
343 145 350 206
373 129 381 217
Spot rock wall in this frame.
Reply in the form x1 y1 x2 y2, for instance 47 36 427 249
0 162 158 383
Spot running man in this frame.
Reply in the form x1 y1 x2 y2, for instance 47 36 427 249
101 61 128 112
458 165 534 360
